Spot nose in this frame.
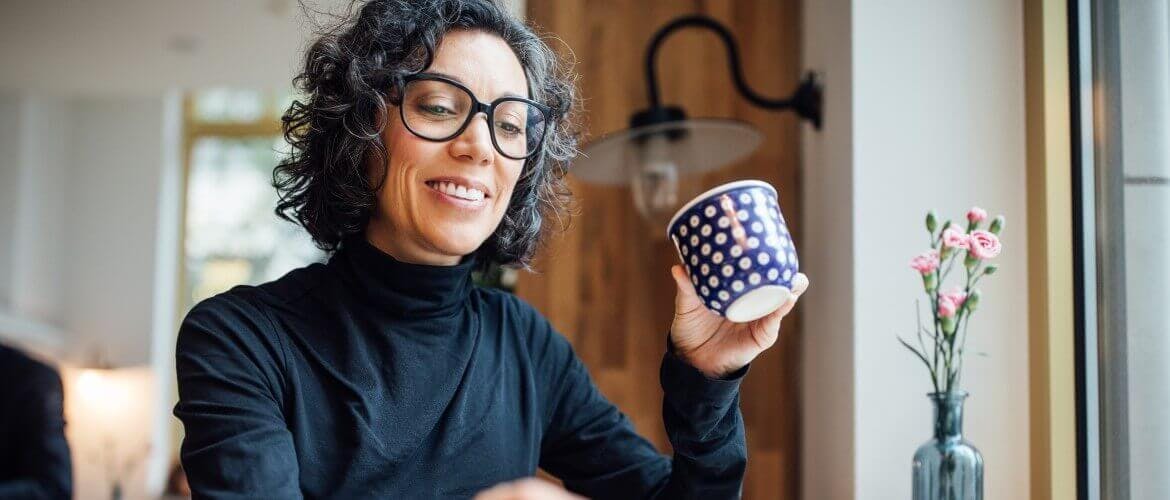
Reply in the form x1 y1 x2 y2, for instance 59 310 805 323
449 113 494 165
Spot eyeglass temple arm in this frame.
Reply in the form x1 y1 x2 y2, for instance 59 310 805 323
643 14 823 129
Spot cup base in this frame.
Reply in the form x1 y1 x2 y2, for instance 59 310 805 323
724 285 792 323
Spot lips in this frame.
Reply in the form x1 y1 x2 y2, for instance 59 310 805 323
425 180 484 203
425 176 489 199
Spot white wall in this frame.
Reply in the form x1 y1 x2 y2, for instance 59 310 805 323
803 1 1030 498
62 97 167 366
0 92 181 498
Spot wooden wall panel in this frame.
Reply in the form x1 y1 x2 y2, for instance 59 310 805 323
520 1 803 498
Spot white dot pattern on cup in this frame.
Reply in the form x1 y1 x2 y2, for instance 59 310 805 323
667 183 800 319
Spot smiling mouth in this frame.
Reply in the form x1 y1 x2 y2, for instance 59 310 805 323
425 180 487 202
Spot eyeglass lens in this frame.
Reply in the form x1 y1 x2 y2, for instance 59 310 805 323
402 79 546 159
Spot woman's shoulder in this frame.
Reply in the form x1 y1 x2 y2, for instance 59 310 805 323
177 271 307 364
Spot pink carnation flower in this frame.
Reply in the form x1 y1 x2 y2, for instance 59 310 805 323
967 207 988 223
940 288 968 308
909 249 940 274
938 296 958 318
968 230 1002 259
942 227 970 249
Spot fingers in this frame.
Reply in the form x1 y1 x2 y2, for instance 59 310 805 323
474 478 585 500
791 272 810 297
772 273 811 318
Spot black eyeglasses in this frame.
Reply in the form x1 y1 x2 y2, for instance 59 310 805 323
398 73 551 160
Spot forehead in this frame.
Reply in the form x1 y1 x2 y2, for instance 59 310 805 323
426 29 529 100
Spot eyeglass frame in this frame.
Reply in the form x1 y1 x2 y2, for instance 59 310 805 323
396 73 552 161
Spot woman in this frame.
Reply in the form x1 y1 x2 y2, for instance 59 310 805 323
173 0 809 498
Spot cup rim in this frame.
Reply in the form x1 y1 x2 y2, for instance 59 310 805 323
665 179 776 237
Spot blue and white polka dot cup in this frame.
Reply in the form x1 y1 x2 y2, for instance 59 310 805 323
667 180 800 323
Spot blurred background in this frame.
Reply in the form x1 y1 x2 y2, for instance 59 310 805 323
0 0 1165 499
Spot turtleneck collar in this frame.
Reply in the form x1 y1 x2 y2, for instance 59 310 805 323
329 234 477 318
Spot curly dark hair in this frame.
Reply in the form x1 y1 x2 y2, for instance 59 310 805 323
274 0 578 270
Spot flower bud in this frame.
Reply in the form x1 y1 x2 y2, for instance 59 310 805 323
926 211 938 233
966 289 982 312
923 273 937 291
989 215 1005 235
942 316 957 335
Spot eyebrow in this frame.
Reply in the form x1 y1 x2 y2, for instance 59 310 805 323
423 71 527 99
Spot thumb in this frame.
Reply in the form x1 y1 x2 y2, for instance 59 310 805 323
671 265 705 312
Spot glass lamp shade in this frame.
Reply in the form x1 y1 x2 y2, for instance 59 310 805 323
574 118 762 233
573 118 762 186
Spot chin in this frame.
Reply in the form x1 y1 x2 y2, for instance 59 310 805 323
427 231 490 260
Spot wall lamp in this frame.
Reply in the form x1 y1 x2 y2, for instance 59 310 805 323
572 14 823 230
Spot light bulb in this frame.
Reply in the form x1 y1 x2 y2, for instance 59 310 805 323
630 134 681 231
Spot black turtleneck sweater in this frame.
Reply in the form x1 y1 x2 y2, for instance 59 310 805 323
174 236 748 499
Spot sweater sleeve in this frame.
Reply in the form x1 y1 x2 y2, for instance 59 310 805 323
173 292 302 499
528 308 748 499
0 363 72 500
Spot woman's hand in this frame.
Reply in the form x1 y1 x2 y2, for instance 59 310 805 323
474 478 585 500
669 265 810 378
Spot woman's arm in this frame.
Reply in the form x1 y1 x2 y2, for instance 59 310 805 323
173 292 302 499
527 308 748 499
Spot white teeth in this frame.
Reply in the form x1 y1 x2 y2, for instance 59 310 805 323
428 181 484 202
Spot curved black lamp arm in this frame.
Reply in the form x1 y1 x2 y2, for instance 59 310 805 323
644 14 823 129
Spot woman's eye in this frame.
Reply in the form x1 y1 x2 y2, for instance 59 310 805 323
496 120 524 136
419 103 455 117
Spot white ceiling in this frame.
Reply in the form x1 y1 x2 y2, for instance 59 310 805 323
0 0 525 96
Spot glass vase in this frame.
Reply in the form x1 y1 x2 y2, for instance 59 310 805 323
912 391 984 500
